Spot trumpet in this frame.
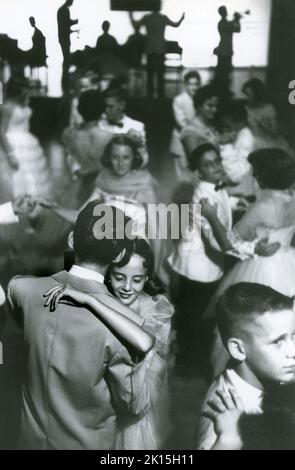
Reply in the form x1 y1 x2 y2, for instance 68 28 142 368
233 10 251 20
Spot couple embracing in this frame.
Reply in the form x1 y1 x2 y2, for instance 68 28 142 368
8 201 173 450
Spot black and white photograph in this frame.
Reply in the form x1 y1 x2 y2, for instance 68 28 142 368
0 0 295 453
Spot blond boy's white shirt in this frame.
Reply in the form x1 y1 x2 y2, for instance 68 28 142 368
220 127 255 184
170 91 195 157
197 368 263 450
98 114 148 166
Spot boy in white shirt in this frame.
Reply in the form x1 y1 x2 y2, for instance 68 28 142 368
170 71 201 181
197 282 295 449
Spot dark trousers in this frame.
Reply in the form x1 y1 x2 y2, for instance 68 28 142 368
214 54 233 92
60 40 71 92
175 275 219 371
147 53 165 98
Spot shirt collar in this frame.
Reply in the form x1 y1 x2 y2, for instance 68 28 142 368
69 265 105 284
225 369 264 413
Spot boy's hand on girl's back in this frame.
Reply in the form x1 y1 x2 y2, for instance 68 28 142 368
255 237 281 257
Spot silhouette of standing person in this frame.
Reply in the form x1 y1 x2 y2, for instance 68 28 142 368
28 17 47 67
129 2 185 99
57 0 78 93
96 21 119 56
213 6 241 92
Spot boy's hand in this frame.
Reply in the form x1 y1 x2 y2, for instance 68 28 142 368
127 129 144 147
255 237 281 257
12 194 36 215
200 198 218 221
204 388 244 450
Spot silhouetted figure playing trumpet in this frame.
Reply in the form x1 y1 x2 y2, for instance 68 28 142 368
213 6 249 92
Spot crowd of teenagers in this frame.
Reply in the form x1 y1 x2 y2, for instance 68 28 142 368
1 34 295 449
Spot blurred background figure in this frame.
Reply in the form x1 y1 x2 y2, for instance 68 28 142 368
123 23 146 69
57 0 78 93
26 17 47 68
96 20 120 56
170 70 201 181
129 2 185 99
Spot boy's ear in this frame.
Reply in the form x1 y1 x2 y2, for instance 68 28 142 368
227 337 246 362
68 231 74 250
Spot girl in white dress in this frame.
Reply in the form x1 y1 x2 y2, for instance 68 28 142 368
0 77 52 199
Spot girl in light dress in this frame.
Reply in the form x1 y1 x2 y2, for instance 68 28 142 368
0 77 52 201
242 78 291 153
0 77 52 233
181 84 220 157
206 148 295 377
44 237 174 450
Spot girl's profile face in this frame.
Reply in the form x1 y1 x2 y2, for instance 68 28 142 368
199 96 219 121
243 86 254 102
198 150 223 184
110 254 148 306
219 118 239 144
110 143 134 177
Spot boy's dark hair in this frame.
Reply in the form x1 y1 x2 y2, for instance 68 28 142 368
101 134 143 170
73 201 130 267
78 90 105 122
193 84 219 110
216 282 294 345
103 86 126 103
218 99 248 132
248 148 295 190
184 70 201 84
188 142 219 171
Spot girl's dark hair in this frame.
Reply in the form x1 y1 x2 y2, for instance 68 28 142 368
218 99 248 132
193 84 219 110
242 78 269 103
248 148 295 190
105 237 166 296
5 76 30 100
188 142 220 171
101 134 143 170
77 90 105 122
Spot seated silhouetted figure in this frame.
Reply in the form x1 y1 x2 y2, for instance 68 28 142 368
96 21 119 56
124 25 146 69
27 16 47 67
